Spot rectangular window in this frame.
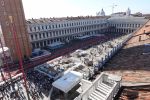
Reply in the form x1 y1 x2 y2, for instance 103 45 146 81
43 33 45 38
39 34 41 38
46 32 48 37
35 34 38 40
53 32 55 36
31 35 33 40
42 26 44 29
38 27 40 30
49 25 51 29
50 32 52 37
34 27 36 31
56 31 58 36
30 27 32 31
62 30 64 34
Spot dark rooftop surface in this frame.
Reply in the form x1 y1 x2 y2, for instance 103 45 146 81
26 16 110 24
104 20 150 99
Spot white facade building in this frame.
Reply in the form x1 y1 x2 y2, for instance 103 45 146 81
26 15 148 49
107 16 147 33
27 16 108 49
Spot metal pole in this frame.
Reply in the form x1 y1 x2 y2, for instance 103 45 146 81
9 16 30 100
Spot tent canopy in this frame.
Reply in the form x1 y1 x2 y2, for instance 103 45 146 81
48 42 64 47
76 35 91 40
52 71 83 93
0 47 9 53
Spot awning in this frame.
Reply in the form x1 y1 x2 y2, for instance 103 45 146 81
52 71 83 93
48 42 64 48
76 35 91 40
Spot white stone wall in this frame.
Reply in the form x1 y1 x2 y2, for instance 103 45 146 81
27 16 148 49
27 18 108 49
107 16 148 33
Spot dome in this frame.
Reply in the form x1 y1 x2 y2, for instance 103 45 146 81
126 8 131 16
100 9 105 16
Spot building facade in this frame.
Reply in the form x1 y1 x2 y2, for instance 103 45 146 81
27 16 148 50
0 1 148 62
107 16 148 33
0 0 31 61
27 16 109 49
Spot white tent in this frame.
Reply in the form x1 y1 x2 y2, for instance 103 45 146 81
52 71 83 93
48 42 64 48
76 35 91 40
0 47 9 53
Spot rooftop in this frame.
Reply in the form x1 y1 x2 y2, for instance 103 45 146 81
108 16 148 23
26 16 110 24
34 34 130 81
104 20 150 99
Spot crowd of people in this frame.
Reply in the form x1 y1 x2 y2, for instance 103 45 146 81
26 69 53 99
0 69 53 100
0 32 130 100
0 78 26 100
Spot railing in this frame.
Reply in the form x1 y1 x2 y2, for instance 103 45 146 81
74 21 149 100
93 33 132 70
106 81 121 100
74 73 121 100
74 73 104 100
74 34 130 99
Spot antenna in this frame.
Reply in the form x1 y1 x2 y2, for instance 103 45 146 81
110 4 117 14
